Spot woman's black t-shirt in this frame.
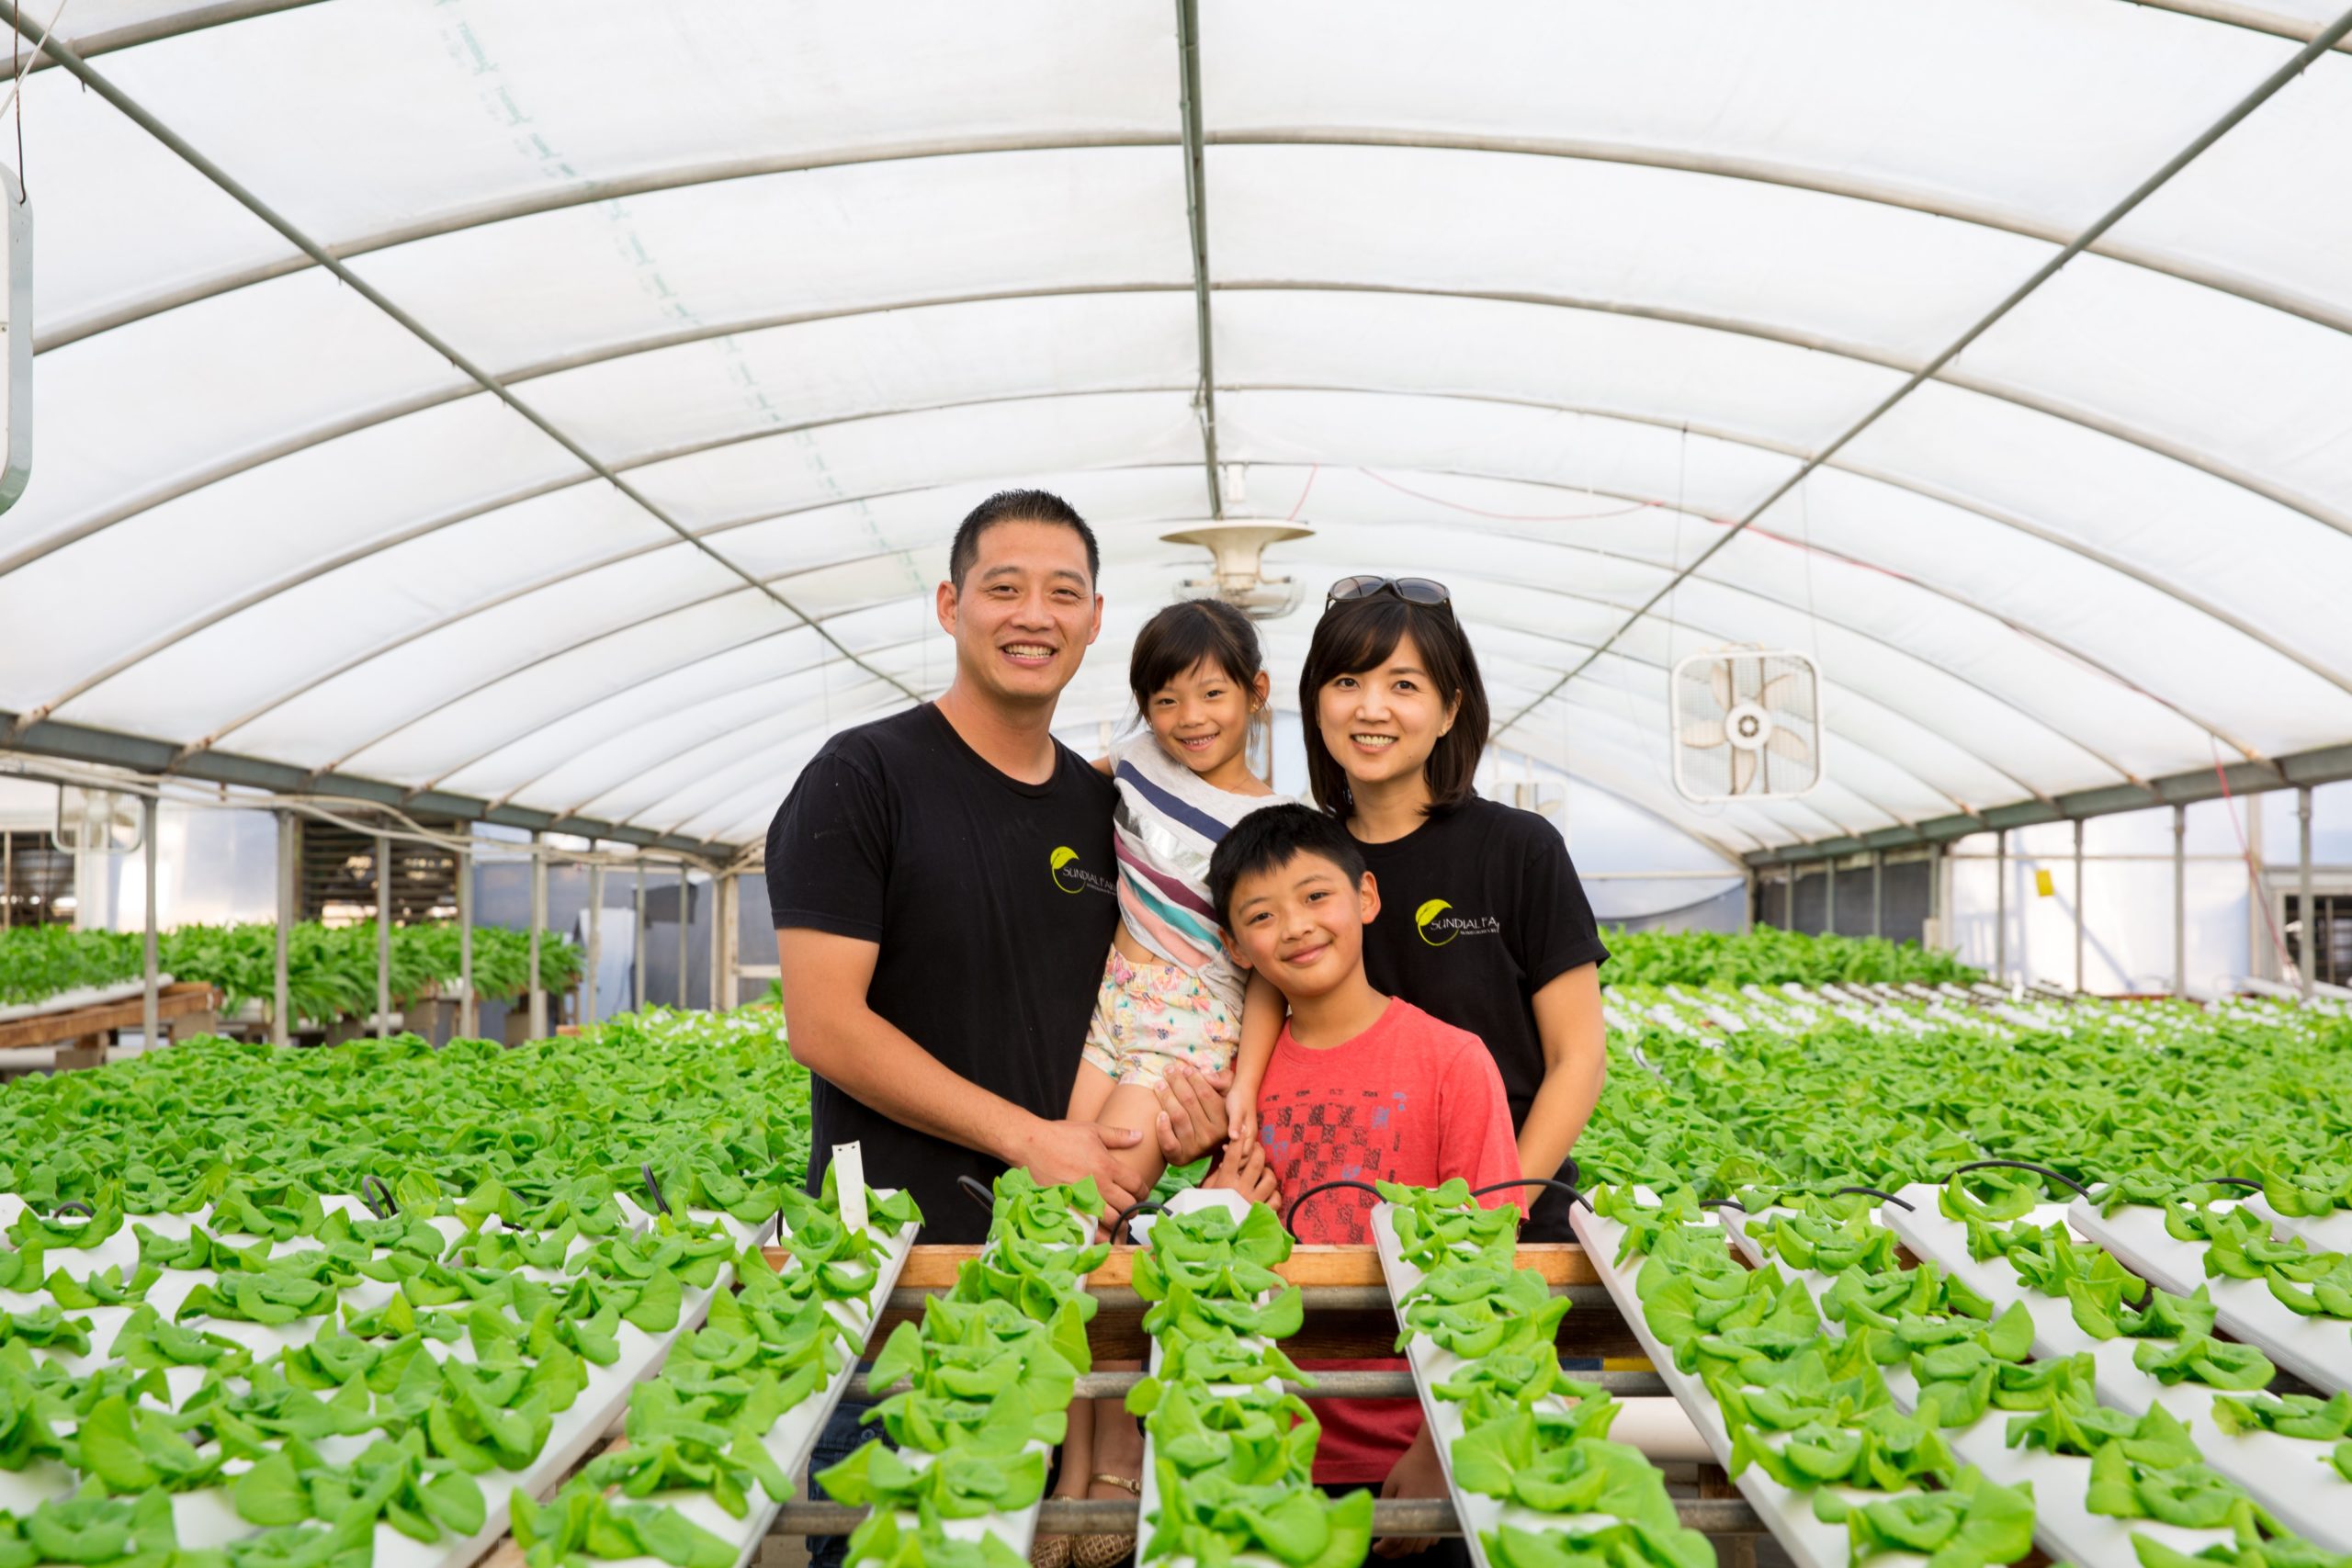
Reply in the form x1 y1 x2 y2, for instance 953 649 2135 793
765 704 1118 1243
1352 795 1608 1241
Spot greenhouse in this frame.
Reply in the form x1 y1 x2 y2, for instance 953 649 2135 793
5 5 2352 1568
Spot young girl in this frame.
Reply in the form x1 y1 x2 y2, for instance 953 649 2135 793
1044 598 1289 1568
1295 576 1611 1247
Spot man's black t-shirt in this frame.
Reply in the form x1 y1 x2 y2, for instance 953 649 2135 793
1354 795 1608 1241
765 704 1117 1244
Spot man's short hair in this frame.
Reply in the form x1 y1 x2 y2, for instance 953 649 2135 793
947 489 1101 590
1207 804 1369 932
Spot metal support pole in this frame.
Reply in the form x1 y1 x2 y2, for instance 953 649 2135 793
274 811 292 1046
633 864 648 1012
141 794 159 1050
585 858 604 1026
708 870 725 1014
2298 785 2315 998
375 833 391 1040
1995 830 2007 982
675 863 690 1009
1871 851 1884 939
2073 817 2086 995
458 841 476 1038
3 828 12 929
1823 858 1837 935
528 835 548 1040
2173 805 2188 998
1783 869 1794 930
1741 867 1755 934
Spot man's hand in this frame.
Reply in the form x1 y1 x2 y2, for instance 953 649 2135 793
1201 1134 1278 1206
1374 1427 1447 1557
1015 1118 1145 1215
1150 1063 1234 1168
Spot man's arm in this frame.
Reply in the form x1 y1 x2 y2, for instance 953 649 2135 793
1516 962 1605 1190
776 926 1146 1212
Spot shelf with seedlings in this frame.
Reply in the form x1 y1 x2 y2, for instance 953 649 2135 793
1574 1185 2035 1568
511 1163 922 1568
1877 1171 2352 1554
1126 1190 1371 1568
811 1168 1102 1568
1370 1179 1714 1568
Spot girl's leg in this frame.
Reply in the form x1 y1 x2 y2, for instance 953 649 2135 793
1066 1060 1115 1124
1096 1082 1171 1204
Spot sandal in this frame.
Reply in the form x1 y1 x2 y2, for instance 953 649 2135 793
1030 1534 1071 1568
1069 1472 1141 1568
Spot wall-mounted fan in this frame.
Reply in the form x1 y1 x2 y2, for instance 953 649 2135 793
52 786 145 854
1670 649 1823 803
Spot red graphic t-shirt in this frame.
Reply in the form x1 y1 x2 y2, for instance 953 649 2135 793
1254 997 1521 1483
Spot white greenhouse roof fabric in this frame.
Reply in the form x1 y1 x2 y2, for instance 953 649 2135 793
5 0 2352 862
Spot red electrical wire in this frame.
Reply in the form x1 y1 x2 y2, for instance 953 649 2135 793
1358 468 1659 523
2210 737 2298 980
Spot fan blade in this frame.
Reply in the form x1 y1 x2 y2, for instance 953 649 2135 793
1680 719 1727 749
1758 671 1804 710
1730 747 1758 795
1766 727 1812 766
1709 660 1734 711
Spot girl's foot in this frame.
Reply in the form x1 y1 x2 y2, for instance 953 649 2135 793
1069 1472 1140 1568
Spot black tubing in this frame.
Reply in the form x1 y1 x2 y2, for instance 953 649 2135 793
1946 1159 2092 1200
1699 1197 1747 1213
1831 1185 1917 1212
957 1175 997 1215
1284 1179 1385 1237
1472 1176 1592 1213
1109 1200 1167 1244
2205 1177 2262 1191
50 1200 95 1220
360 1175 397 1219
640 1163 670 1216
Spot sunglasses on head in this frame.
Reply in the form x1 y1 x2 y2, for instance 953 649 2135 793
1325 575 1453 611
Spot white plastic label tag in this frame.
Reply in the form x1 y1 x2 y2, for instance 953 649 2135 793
833 1142 869 1233
2011 979 2025 1003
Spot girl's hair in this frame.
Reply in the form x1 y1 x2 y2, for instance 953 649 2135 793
1299 594 1489 818
1129 599 1264 713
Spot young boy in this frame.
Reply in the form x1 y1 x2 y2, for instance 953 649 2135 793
1205 805 1521 1561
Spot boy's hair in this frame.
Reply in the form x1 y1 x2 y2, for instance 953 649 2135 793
1129 599 1264 714
1299 594 1489 818
1207 803 1369 933
947 489 1100 589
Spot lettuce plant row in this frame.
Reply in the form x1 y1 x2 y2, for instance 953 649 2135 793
1598 930 1984 990
1127 1199 1370 1568
1376 1180 1713 1568
0 923 583 1019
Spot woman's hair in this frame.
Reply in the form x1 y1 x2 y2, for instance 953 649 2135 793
1299 594 1489 818
1129 599 1264 713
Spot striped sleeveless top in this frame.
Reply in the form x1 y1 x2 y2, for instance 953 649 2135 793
1108 729 1292 1018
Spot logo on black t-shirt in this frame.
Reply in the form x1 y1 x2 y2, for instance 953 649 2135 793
1049 845 1115 897
1414 897 1502 947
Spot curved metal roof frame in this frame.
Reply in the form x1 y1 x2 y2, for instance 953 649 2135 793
8 0 2352 863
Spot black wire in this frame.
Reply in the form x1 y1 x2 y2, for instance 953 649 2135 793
1946 1159 2092 1200
1283 1179 1385 1237
50 1200 93 1219
957 1175 997 1215
639 1163 670 1216
1830 1185 1917 1211
360 1175 397 1219
1698 1197 1747 1213
2204 1177 2261 1191
1108 1200 1167 1244
1471 1176 1592 1214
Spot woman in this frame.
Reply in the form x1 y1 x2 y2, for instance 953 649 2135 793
1296 575 1608 1242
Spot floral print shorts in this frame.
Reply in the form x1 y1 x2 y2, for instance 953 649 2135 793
1080 945 1239 1089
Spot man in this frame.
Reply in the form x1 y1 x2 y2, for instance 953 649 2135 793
769 489 1147 1239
